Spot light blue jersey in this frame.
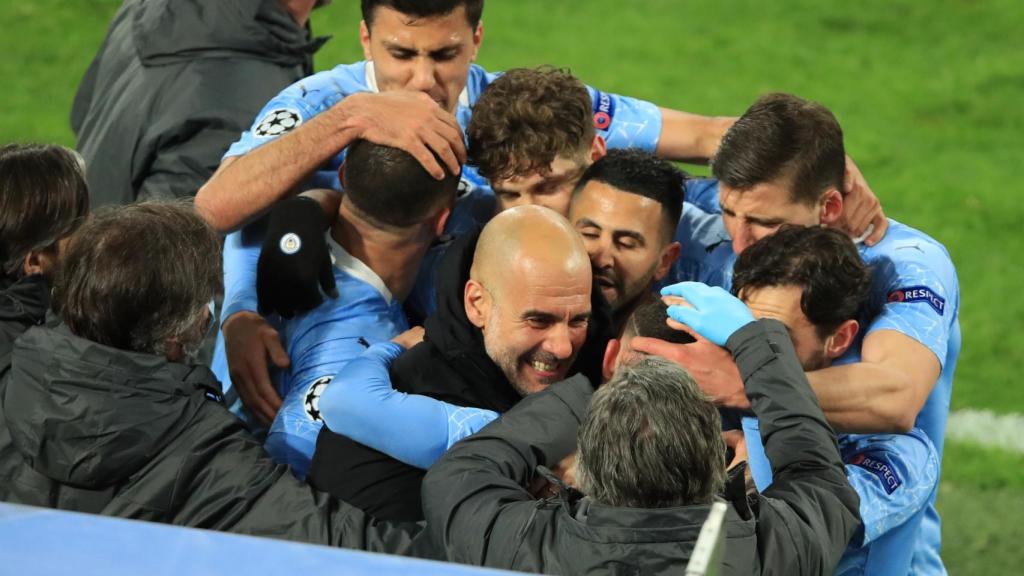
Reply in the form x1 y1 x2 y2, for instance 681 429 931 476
264 236 408 478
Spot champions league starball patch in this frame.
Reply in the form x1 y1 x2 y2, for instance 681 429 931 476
254 108 303 138
303 375 334 422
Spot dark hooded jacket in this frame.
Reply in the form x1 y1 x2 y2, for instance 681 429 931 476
71 0 327 207
0 323 426 554
422 320 861 575
308 231 613 522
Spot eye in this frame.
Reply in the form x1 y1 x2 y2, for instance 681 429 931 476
616 237 639 250
569 317 590 329
578 230 600 240
432 49 459 62
390 50 415 61
525 317 551 329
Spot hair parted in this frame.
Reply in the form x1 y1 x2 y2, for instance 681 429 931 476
468 66 594 183
711 93 845 206
576 356 726 508
361 0 483 29
343 139 459 228
732 225 870 338
0 144 89 276
53 201 221 356
573 148 686 243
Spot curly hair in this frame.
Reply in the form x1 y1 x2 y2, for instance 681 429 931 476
468 67 594 182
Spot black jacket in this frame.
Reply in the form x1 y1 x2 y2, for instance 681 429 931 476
71 0 327 207
0 324 425 553
309 231 613 522
422 319 861 575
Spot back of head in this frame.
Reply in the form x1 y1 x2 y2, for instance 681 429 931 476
732 225 870 337
0 144 89 276
621 293 696 345
573 148 685 242
711 93 845 205
468 66 594 183
344 139 459 228
361 0 484 28
577 356 725 508
54 201 221 356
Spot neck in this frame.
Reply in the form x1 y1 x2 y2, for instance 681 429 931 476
332 202 433 302
277 0 316 27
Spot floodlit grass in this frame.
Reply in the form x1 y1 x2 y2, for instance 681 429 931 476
2 0 1021 572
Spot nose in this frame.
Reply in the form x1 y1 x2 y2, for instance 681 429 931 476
408 58 437 93
586 235 613 269
542 324 575 361
731 225 753 255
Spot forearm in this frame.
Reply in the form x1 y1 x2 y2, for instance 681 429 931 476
195 99 364 233
655 108 735 163
220 225 265 322
808 363 919 434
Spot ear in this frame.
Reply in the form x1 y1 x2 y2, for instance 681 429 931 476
22 248 58 278
338 162 348 189
602 338 621 383
824 319 859 360
470 21 484 61
359 20 373 61
653 241 681 282
819 188 844 227
590 135 607 161
463 279 489 329
433 207 452 238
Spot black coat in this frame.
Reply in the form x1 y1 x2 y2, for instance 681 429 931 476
422 320 861 575
71 0 327 207
309 231 613 522
0 324 425 554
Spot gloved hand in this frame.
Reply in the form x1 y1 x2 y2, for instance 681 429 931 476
257 195 338 318
661 282 755 347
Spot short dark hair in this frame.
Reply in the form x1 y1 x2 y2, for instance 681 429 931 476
343 139 459 228
573 148 686 243
577 357 726 508
468 67 593 183
361 0 483 29
0 144 89 276
712 93 845 206
732 225 870 338
54 201 221 355
621 293 695 345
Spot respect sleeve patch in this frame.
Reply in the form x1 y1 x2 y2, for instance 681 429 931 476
849 452 903 494
887 285 946 316
592 89 617 131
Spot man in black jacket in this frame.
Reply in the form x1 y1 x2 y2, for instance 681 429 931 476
309 205 600 521
422 282 861 575
72 0 328 207
0 201 423 554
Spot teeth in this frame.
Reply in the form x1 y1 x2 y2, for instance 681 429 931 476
531 360 557 372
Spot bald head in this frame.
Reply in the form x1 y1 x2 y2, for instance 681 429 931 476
465 205 593 396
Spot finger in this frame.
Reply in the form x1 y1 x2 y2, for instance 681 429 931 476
666 303 702 327
264 331 291 370
865 214 888 246
320 254 339 299
431 112 468 165
232 366 276 426
628 336 686 359
660 280 706 299
665 318 704 342
421 125 463 179
403 138 446 180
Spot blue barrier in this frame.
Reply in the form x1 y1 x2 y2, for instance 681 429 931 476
0 502 515 576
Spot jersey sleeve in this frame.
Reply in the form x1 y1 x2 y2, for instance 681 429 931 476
842 431 939 547
220 222 265 322
684 178 722 214
585 86 663 151
863 236 959 368
317 342 499 470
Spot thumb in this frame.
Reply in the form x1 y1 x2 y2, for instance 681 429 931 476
263 330 291 369
628 336 680 358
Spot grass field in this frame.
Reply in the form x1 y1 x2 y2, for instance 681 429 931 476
2 0 1022 572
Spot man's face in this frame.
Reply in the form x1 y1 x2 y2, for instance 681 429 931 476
740 284 831 371
571 181 674 312
491 155 590 217
478 269 592 396
360 6 482 113
720 178 820 255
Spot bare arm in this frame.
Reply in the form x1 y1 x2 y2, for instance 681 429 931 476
195 92 466 233
654 107 735 164
808 330 940 433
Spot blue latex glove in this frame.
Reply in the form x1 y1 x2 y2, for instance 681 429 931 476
660 282 755 347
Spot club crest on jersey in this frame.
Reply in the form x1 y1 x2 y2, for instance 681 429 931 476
849 453 903 494
887 285 945 315
303 375 334 422
254 108 303 138
592 90 616 131
279 233 302 255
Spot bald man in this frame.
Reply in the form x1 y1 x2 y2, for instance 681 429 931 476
307 206 595 522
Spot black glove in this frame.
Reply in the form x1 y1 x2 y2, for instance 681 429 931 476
257 195 338 318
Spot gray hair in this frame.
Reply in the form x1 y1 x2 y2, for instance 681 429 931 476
54 200 221 356
576 356 727 508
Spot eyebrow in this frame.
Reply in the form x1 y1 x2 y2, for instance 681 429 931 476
381 40 464 56
721 206 784 227
522 310 593 323
575 217 603 230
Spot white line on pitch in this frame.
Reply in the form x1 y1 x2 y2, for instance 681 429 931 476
946 409 1024 454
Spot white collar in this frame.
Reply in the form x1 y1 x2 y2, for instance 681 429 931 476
326 233 394 305
364 61 471 107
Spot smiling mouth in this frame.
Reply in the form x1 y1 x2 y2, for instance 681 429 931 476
530 359 558 373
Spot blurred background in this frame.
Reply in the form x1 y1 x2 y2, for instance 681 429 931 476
1 0 1021 572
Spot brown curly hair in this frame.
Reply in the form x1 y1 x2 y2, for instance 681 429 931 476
468 67 594 182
